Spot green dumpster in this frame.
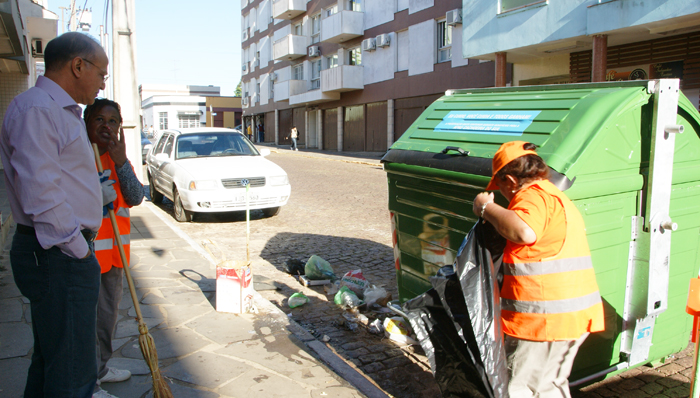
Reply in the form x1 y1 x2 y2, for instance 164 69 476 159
381 80 700 383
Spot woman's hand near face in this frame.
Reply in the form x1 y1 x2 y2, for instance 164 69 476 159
472 191 537 245
108 127 128 168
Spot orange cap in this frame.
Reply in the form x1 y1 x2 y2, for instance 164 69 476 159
485 141 538 191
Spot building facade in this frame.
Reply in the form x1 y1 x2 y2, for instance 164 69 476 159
240 0 500 151
461 0 700 109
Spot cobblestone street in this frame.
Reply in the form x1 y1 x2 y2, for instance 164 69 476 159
148 149 695 398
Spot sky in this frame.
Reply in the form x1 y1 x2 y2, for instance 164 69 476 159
47 0 242 96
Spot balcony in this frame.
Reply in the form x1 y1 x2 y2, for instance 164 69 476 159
273 34 310 61
289 79 340 106
274 80 306 102
272 0 306 20
242 27 249 41
321 11 363 44
321 65 363 93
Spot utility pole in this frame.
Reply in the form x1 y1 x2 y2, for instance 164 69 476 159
112 0 143 181
99 25 111 100
68 0 77 32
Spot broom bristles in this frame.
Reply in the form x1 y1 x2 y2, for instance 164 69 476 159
138 324 173 398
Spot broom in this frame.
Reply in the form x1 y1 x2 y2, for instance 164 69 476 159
92 144 173 398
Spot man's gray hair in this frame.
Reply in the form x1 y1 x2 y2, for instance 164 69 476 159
44 32 102 72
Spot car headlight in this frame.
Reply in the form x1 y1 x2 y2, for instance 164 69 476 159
268 175 289 186
188 180 217 190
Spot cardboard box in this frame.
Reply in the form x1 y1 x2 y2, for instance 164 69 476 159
216 261 254 314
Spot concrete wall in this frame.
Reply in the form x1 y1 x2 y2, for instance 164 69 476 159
397 29 408 71
512 53 569 86
409 0 433 14
363 31 397 84
141 95 207 131
260 73 271 105
258 0 271 31
364 0 396 30
408 19 435 76
450 24 468 68
398 0 408 12
258 35 272 68
587 0 700 36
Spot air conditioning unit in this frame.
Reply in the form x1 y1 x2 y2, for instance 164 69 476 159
32 39 44 57
270 72 277 82
242 64 247 73
376 34 390 48
361 38 376 52
446 9 462 25
242 98 249 106
308 46 320 57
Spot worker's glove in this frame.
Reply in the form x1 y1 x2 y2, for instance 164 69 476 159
99 169 117 206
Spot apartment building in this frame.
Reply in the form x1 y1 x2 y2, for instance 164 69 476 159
461 0 700 109
240 0 498 151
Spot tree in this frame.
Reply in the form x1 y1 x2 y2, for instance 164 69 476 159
235 80 242 97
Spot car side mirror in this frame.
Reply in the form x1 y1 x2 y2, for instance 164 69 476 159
259 148 271 157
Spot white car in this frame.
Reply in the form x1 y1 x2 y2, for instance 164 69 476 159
146 128 291 222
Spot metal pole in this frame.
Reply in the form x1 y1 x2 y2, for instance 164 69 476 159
692 322 700 398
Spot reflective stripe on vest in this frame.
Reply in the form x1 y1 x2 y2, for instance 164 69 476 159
501 180 605 341
94 153 132 274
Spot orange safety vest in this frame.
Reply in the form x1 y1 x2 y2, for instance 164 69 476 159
94 153 132 274
500 181 605 341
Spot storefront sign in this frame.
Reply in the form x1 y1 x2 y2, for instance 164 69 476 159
650 61 684 79
606 68 647 81
435 110 541 135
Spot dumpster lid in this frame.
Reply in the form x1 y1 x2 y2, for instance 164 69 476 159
386 81 660 176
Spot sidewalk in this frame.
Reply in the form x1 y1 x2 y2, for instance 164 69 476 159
0 180 386 397
255 142 385 166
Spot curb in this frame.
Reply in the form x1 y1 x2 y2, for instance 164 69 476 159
268 148 382 168
145 201 390 398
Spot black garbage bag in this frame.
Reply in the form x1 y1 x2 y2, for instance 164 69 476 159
404 221 509 398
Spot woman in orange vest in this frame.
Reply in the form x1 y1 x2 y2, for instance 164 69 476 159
84 99 144 397
472 141 605 398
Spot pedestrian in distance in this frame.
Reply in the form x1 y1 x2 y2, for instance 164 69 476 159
84 99 144 398
258 123 264 143
247 123 253 141
472 141 605 398
0 32 115 398
290 126 299 151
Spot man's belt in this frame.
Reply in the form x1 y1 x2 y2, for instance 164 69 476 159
17 223 97 243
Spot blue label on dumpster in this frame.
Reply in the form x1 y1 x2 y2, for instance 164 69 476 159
435 111 541 135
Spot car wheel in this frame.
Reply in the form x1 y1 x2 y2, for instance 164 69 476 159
148 174 163 203
173 189 193 222
262 206 280 217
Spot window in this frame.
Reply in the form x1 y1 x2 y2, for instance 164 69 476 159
346 0 361 11
158 112 168 130
437 20 452 63
348 47 361 65
293 22 302 36
154 133 169 154
310 59 321 90
163 135 174 156
325 4 338 17
500 0 546 13
292 63 303 80
311 14 321 44
178 114 200 128
326 54 338 69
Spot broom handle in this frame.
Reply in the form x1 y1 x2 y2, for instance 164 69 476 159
92 144 145 323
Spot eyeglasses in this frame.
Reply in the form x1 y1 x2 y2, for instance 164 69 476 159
81 58 109 83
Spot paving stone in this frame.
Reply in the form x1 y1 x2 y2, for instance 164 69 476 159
344 348 369 359
0 298 22 322
114 316 163 339
161 304 212 327
105 357 151 375
656 375 683 388
185 312 260 345
216 334 317 376
140 291 170 305
157 287 210 305
111 337 131 352
665 385 691 397
341 341 364 351
127 304 165 319
640 381 664 395
656 362 684 376
121 327 210 360
218 367 316 398
166 381 220 398
99 374 151 397
0 282 21 299
358 352 387 364
134 278 182 289
163 351 248 389
0 357 30 396
282 365 344 390
362 362 385 374
0 323 32 359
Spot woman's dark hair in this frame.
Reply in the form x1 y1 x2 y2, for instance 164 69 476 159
495 142 549 187
83 98 123 124
44 32 101 72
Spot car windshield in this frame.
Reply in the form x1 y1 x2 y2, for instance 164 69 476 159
175 132 259 160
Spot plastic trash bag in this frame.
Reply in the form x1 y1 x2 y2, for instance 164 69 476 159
340 269 369 297
403 221 509 398
363 285 391 307
383 316 418 345
288 292 309 308
334 286 363 309
304 255 336 280
284 258 305 276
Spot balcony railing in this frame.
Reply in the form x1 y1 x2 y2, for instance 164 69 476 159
273 34 310 61
321 65 363 92
274 80 307 102
272 0 306 20
321 10 363 44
